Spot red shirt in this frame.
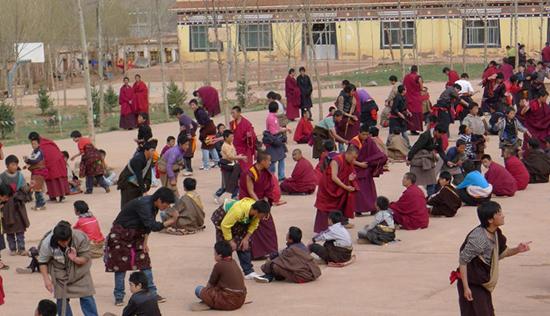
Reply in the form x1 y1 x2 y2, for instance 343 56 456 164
77 137 92 153
542 46 550 63
74 216 105 243
446 70 460 87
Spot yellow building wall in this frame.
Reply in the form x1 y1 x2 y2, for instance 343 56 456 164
178 17 548 62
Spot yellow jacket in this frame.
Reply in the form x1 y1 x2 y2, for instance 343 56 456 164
221 198 259 240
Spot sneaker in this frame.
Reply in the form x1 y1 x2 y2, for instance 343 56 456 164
213 194 220 205
156 295 167 303
114 299 124 306
203 167 210 171
105 187 111 193
84 191 92 195
16 267 33 274
254 274 273 283
244 271 260 280
199 166 205 170
183 171 193 176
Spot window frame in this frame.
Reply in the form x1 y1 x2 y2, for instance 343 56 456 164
238 23 274 51
380 20 416 49
189 25 223 52
462 19 501 48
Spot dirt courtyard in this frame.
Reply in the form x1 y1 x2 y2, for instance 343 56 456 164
1 82 549 316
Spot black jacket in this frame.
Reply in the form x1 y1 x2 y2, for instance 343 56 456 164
407 130 447 162
122 290 162 316
113 196 164 233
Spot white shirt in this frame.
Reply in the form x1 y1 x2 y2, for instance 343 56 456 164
455 79 474 95
314 222 353 248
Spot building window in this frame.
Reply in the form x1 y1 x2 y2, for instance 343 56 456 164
189 25 221 52
238 24 273 51
380 21 415 49
463 19 501 48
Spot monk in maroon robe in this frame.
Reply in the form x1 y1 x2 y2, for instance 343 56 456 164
504 149 529 190
314 146 359 233
133 74 149 121
239 151 278 259
481 155 517 197
390 172 429 230
28 132 69 201
351 127 388 215
119 77 136 129
403 65 424 133
230 106 257 176
194 86 221 117
281 149 317 195
518 93 550 148
285 69 301 121
293 112 313 144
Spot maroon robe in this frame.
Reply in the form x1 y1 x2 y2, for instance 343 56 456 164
354 137 388 214
280 158 317 194
133 80 149 115
519 99 550 148
293 117 313 144
239 165 278 259
197 86 221 117
119 84 136 129
285 75 301 121
390 184 429 230
505 156 529 190
484 162 517 197
314 154 357 232
403 71 423 132
39 137 69 199
230 116 257 182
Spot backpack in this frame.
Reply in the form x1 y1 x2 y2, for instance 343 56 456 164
365 225 396 245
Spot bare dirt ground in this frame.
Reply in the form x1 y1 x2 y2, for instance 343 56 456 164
1 82 550 316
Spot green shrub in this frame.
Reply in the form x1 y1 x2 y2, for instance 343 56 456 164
167 81 186 116
36 86 53 115
0 101 15 138
236 78 251 107
104 85 119 113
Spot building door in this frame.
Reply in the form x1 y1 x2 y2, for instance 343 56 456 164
303 23 337 60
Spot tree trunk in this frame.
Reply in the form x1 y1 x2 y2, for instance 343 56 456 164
483 0 488 65
155 0 169 120
514 0 519 69
304 1 323 120
447 15 454 69
256 2 261 88
97 0 105 126
398 0 405 78
77 0 95 141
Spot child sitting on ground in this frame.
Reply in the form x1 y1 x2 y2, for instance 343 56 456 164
72 200 105 258
122 271 161 316
194 241 246 311
357 196 396 245
1 155 31 256
309 211 353 264
162 178 205 235
62 151 82 195
98 149 117 187
427 171 462 217
23 138 48 210
255 226 321 283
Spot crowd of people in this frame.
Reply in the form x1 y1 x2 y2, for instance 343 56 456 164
1 43 550 315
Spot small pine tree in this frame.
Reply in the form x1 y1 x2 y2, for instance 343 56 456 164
103 85 119 113
36 86 53 115
91 86 100 127
0 101 15 138
167 81 186 116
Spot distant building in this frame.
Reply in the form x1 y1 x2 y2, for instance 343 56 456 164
171 0 550 62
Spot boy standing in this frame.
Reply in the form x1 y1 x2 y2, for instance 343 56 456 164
0 155 30 256
24 138 48 210
73 200 105 258
215 130 247 202
309 211 353 264
194 241 246 311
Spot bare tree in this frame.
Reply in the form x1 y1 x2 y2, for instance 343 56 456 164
97 0 105 126
397 0 405 77
77 0 95 140
303 0 323 120
155 0 169 119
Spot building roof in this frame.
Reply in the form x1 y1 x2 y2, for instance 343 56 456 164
171 0 550 24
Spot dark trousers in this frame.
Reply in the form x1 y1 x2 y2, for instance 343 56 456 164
457 188 491 206
236 249 253 275
86 175 108 193
6 232 25 251
184 157 193 172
